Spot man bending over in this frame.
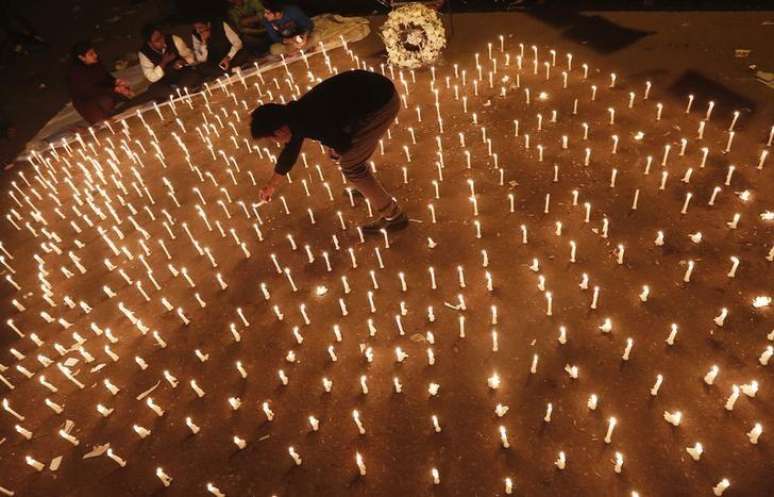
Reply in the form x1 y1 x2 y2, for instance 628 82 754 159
250 70 408 234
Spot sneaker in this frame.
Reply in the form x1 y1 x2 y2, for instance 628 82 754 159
361 211 409 234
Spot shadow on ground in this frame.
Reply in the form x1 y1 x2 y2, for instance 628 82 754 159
667 70 757 122
525 9 654 53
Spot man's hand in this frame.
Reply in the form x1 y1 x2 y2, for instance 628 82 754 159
327 147 341 161
294 33 308 49
160 51 177 66
219 56 231 70
259 173 284 202
114 84 133 98
259 184 276 202
172 59 186 70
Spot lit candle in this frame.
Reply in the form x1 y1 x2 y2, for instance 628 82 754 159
613 452 623 474
725 385 740 411
664 410 682 427
686 442 703 461
499 425 510 448
604 417 617 444
555 451 566 470
26 456 45 472
747 422 762 444
713 478 730 496
157 467 173 487
651 374 663 396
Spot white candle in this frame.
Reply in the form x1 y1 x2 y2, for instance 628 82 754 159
714 307 728 327
686 442 703 461
186 417 200 434
613 452 623 473
555 451 566 470
666 323 679 345
747 423 762 444
759 346 773 365
288 446 302 465
683 260 695 283
727 256 740 277
133 425 151 439
107 449 127 467
704 365 720 385
741 381 758 398
353 452 367 476
651 374 663 396
26 456 45 472
207 483 226 497
713 478 730 496
604 416 617 443
664 410 682 426
725 385 740 411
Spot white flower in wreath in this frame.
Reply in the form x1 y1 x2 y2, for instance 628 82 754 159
381 3 447 69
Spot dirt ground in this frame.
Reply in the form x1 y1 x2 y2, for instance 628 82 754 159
0 6 772 497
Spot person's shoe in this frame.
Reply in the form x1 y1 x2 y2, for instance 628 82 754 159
361 211 409 234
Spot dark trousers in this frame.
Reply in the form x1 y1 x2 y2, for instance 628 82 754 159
145 65 205 102
196 49 254 78
73 93 121 125
338 91 401 212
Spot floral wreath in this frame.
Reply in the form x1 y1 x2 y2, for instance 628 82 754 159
381 3 447 69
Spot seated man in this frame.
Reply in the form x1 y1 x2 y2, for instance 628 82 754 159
68 41 133 124
191 19 248 75
227 0 264 36
138 24 204 100
260 0 318 56
227 0 271 56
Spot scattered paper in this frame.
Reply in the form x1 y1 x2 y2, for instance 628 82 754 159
90 363 106 373
63 358 79 368
136 381 161 401
49 456 63 471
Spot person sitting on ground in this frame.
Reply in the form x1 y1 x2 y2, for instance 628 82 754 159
260 1 317 56
250 70 408 234
226 0 271 56
227 0 264 36
192 18 248 75
138 24 203 99
68 41 133 124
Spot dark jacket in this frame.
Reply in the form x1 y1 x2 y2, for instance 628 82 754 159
260 5 313 43
193 21 229 64
68 61 115 105
274 70 396 175
139 34 181 66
